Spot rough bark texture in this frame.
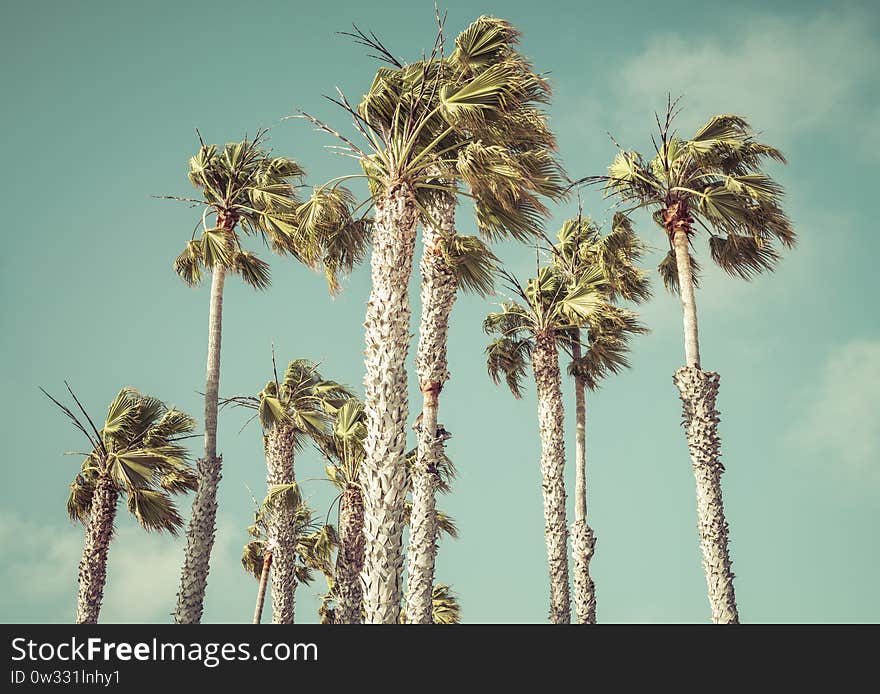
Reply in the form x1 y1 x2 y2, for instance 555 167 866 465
665 203 701 368
265 424 298 624
570 334 597 624
335 484 366 624
175 264 226 624
75 474 118 624
175 455 222 623
532 332 571 624
360 184 419 624
253 551 272 624
405 191 457 624
674 366 739 624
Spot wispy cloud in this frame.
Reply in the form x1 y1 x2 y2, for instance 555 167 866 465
786 338 880 482
0 511 251 623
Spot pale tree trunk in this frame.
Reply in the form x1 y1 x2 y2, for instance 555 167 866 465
335 484 365 624
360 184 419 624
531 332 571 624
668 209 739 624
674 367 738 623
265 424 298 624
75 474 118 624
175 264 226 624
405 191 457 624
570 333 597 624
252 551 272 624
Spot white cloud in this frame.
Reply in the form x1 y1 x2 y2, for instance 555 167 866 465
787 339 880 481
0 511 249 623
558 9 880 155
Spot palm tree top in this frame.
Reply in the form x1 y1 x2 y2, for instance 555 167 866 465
300 15 566 242
168 130 369 295
571 97 795 288
223 357 354 450
42 384 197 534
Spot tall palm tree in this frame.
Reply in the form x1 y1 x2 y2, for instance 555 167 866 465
305 17 563 623
401 16 563 623
484 263 612 623
226 358 350 623
242 496 338 624
552 214 650 623
43 385 196 624
169 132 365 624
576 100 794 623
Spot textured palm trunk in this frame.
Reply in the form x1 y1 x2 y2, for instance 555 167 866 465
360 184 419 624
674 367 738 623
405 191 457 624
175 263 226 624
335 484 365 624
570 333 597 624
667 204 739 624
75 474 118 624
532 332 571 624
252 551 272 624
265 424 298 624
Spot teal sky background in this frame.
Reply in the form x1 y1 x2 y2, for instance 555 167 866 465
1 0 878 623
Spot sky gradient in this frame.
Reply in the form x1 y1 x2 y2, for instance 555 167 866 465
1 0 878 623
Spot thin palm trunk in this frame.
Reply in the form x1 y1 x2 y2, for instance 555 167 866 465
335 484 365 624
360 185 419 624
405 191 457 624
175 263 226 624
669 213 739 624
75 474 118 624
570 333 597 624
252 551 272 624
532 332 571 624
265 424 298 624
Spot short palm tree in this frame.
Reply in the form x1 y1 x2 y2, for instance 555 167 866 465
225 358 351 623
169 132 365 624
43 385 196 624
576 100 795 623
242 496 338 624
552 214 649 623
305 17 563 623
484 263 612 623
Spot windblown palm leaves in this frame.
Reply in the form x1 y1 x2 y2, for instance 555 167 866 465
43 385 196 623
171 132 367 291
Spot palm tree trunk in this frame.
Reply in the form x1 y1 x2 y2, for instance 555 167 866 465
252 551 272 624
570 333 597 624
671 227 700 369
75 474 118 624
674 367 738 623
405 191 457 624
265 424 298 624
335 484 365 624
360 184 419 624
175 264 226 624
531 332 571 624
669 217 739 624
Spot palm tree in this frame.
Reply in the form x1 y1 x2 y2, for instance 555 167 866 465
575 100 794 623
552 214 650 623
321 398 368 624
169 132 365 624
401 17 563 623
484 263 612 623
42 385 196 624
242 496 338 624
226 358 350 623
304 17 563 623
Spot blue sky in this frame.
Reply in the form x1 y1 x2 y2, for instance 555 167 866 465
1 0 878 623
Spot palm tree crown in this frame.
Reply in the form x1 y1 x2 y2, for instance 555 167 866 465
47 386 197 533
